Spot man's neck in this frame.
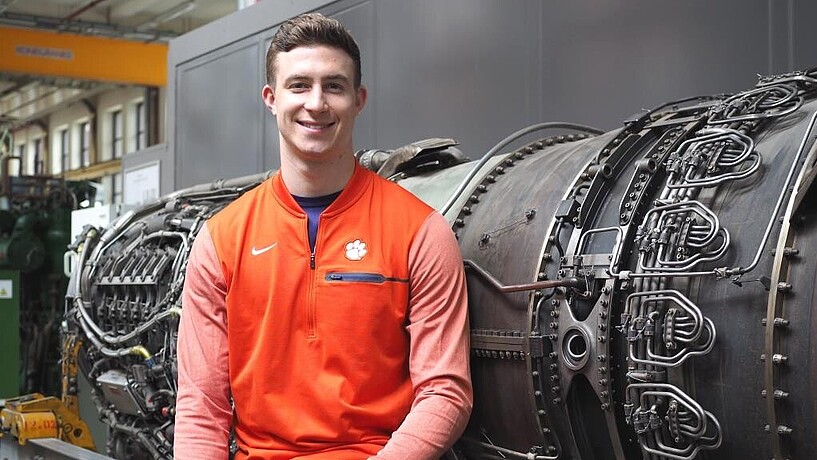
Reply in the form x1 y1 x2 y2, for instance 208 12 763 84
279 153 356 197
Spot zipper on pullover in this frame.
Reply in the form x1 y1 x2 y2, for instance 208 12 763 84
325 272 409 284
307 220 318 338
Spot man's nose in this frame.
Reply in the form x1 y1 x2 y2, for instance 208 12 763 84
304 87 328 111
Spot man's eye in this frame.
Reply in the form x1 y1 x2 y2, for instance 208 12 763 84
289 83 308 91
326 83 345 92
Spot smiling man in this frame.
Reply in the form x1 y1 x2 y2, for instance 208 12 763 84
173 13 472 460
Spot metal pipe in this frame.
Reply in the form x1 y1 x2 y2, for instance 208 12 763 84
65 0 110 21
0 12 177 41
463 259 584 293
727 109 817 277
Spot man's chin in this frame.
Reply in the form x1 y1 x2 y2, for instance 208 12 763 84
295 147 347 163
281 138 353 163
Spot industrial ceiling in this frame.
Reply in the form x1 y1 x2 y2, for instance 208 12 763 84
0 0 240 130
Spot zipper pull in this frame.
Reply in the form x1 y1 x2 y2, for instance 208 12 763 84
310 252 315 269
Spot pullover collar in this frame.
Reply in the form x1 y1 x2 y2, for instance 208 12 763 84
271 162 372 218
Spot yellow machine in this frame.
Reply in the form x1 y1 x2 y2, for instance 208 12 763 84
1 336 95 451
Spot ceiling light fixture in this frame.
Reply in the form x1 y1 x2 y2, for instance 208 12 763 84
137 1 197 31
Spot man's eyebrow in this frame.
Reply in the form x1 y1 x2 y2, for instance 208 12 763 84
324 74 350 82
283 74 309 84
283 74 351 84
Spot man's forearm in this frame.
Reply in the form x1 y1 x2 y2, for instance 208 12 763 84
371 391 470 459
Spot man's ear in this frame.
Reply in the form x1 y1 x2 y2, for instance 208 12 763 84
356 85 368 115
262 84 276 115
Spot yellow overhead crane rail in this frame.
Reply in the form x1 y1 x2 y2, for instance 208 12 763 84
0 26 167 86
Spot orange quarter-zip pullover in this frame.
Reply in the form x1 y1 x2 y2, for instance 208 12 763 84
175 164 472 459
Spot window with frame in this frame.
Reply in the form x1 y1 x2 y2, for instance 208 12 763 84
135 101 146 151
32 138 41 175
59 128 69 174
112 172 123 204
14 144 24 176
112 109 123 159
79 121 91 168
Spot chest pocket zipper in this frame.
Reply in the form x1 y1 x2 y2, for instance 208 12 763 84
325 272 409 284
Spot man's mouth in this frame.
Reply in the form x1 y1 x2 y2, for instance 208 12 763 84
298 121 335 131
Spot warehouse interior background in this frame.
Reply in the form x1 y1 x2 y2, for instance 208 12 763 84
1 0 816 455
2 0 815 206
1 0 245 205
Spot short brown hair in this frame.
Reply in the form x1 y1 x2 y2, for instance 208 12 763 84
265 13 362 88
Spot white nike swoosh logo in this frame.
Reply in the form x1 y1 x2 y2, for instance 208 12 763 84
251 243 278 256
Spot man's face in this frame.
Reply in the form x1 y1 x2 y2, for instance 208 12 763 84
262 45 366 165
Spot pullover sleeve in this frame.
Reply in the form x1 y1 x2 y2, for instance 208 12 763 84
174 223 232 459
371 212 473 459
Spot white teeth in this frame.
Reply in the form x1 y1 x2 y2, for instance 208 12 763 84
301 122 329 129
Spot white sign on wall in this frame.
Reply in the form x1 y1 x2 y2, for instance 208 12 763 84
124 161 160 205
0 279 12 299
